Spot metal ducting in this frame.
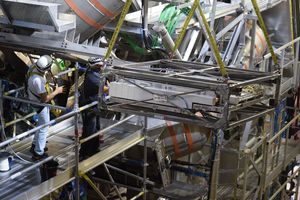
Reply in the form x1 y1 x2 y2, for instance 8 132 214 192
62 0 125 42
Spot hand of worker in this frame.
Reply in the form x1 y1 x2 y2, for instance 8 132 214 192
54 86 65 94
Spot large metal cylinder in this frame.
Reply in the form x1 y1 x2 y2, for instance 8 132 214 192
243 24 267 70
160 122 210 159
42 0 124 42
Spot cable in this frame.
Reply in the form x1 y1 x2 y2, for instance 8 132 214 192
1 121 32 164
0 80 32 164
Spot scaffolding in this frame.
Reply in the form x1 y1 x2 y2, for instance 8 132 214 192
0 26 299 200
0 65 147 200
0 0 298 200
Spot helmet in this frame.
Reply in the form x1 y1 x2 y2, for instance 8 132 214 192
88 57 104 67
36 55 53 72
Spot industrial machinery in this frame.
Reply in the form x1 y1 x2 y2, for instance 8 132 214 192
0 0 299 200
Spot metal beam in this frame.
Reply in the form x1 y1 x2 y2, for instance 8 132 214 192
0 32 107 60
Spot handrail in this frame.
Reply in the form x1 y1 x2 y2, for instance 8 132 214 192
269 167 300 200
264 37 300 59
5 112 36 128
269 113 300 144
80 115 135 144
0 101 97 148
3 95 67 111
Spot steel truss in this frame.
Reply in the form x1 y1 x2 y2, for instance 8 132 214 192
102 38 299 199
108 59 280 129
0 1 298 200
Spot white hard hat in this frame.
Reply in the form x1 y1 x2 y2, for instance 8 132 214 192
36 55 53 72
88 57 104 67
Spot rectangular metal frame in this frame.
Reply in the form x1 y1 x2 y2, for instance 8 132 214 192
108 59 280 129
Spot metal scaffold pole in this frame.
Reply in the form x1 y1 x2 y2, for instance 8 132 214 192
209 130 221 200
143 116 148 200
0 80 6 142
74 63 80 200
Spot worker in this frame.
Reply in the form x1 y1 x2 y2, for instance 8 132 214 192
79 57 108 159
27 55 64 160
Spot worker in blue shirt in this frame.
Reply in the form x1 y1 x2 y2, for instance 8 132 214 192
79 57 108 159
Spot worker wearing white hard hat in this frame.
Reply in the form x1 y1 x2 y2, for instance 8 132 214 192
79 57 108 159
27 55 64 160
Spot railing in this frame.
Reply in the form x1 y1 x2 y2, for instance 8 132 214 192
238 109 300 200
262 36 300 92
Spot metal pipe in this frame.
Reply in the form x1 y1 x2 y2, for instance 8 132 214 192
210 0 217 31
183 30 200 61
5 112 36 127
283 124 290 164
259 121 268 198
12 112 16 137
142 0 149 49
242 150 250 200
264 36 300 59
269 168 300 200
103 163 123 199
294 41 300 88
80 115 135 144
269 114 300 144
3 95 67 111
106 164 155 185
179 29 193 55
0 156 54 185
223 20 244 65
238 155 263 180
229 108 274 128
73 64 80 200
230 73 279 88
199 14 245 60
250 135 268 153
209 131 221 200
92 177 145 193
0 101 97 148
143 116 148 200
16 113 35 128
3 86 24 96
262 136 269 193
275 129 283 166
152 24 182 59
53 67 76 78
245 137 256 149
0 80 6 141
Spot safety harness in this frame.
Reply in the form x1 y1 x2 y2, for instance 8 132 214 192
25 66 61 116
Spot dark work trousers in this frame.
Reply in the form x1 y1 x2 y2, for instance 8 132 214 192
80 109 100 158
